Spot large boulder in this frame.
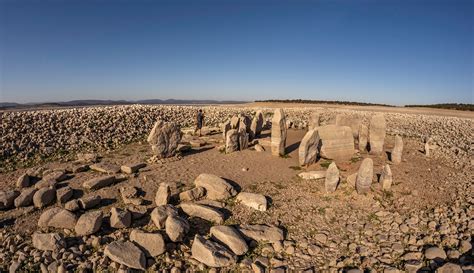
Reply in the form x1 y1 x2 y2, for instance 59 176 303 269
1 190 20 210
130 230 166 257
271 109 287 156
317 125 355 161
75 211 103 236
369 114 386 155
210 225 249 255
179 202 225 224
191 234 237 268
104 241 146 270
194 173 237 200
391 135 403 164
225 129 239 153
356 158 373 194
147 119 182 158
236 192 267 211
298 129 320 166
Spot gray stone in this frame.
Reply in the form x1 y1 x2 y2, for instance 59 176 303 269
308 112 320 130
180 202 225 224
179 187 206 202
147 119 182 158
104 241 146 270
165 215 189 242
191 234 237 267
298 171 326 180
210 225 249 255
238 128 249 151
226 129 239 153
16 174 30 188
90 163 121 174
271 109 287 156
33 187 56 208
425 246 447 260
238 225 284 242
317 125 355 161
358 124 369 152
369 114 386 155
356 158 373 194
391 135 403 164
56 186 74 203
120 163 146 174
110 207 131 228
32 233 65 251
14 188 36 207
82 175 115 190
194 173 237 200
38 207 77 229
155 183 170 206
151 205 178 229
236 192 267 211
79 195 101 210
325 162 340 193
130 230 166 257
380 164 392 190
75 211 103 236
298 129 320 166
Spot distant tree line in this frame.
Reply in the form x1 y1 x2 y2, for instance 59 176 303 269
404 103 474 112
255 99 394 107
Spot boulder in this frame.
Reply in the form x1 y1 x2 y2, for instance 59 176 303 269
271 109 287 156
435 263 462 273
236 192 267 211
194 173 237 200
238 225 284 242
358 124 369 152
239 114 252 133
391 135 403 164
38 207 77 229
90 163 121 174
180 202 225 224
56 186 74 203
165 215 189 242
225 129 239 153
130 230 166 257
298 129 320 166
32 233 65 251
425 246 447 260
0 190 20 210
82 175 115 190
317 125 355 161
179 187 206 202
104 241 146 270
14 188 36 207
75 211 103 236
110 207 132 228
64 199 80 212
369 114 386 155
254 110 264 136
210 225 249 255
222 120 231 141
16 174 30 188
298 171 326 180
151 205 178 229
335 115 361 139
79 195 101 210
379 164 392 190
120 163 146 174
356 158 373 194
191 234 237 268
147 119 182 158
155 183 170 206
308 112 320 130
324 162 340 193
33 187 56 208
238 128 249 151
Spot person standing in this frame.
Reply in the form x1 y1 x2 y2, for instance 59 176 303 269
195 109 204 136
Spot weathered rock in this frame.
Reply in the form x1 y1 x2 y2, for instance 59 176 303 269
165 215 189 242
210 225 249 255
130 230 166 257
347 172 358 187
425 246 447 260
64 199 80 211
42 170 67 183
75 211 103 236
336 115 361 139
82 175 115 190
179 187 206 202
238 128 249 151
151 205 178 229
90 163 121 174
250 111 264 140
271 109 287 156
38 207 77 229
110 207 132 228
128 205 148 220
155 183 170 206
34 178 58 190
317 125 355 161
298 171 326 180
191 234 237 267
239 114 252 133
254 144 265 152
358 124 369 152
226 129 239 153
308 112 320 130
194 173 237 200
298 129 320 166
238 225 284 242
120 163 146 174
147 119 182 158
391 135 403 164
72 164 89 173
104 241 146 270
33 187 56 208
222 120 231 141
424 142 430 157
76 153 99 163
32 233 65 251
435 263 462 273
356 158 373 194
180 202 225 224
369 114 386 155
325 162 340 193
380 164 392 190
236 192 267 211
120 186 143 205
14 188 36 207
230 116 240 129
56 186 74 203
79 195 101 210
16 174 30 188
0 190 20 210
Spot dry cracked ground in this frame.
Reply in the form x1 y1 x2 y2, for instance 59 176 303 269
0 103 473 273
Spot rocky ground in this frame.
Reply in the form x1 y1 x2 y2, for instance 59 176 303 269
0 104 473 272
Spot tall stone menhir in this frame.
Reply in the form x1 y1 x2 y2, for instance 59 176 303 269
250 110 264 140
147 120 182 158
369 114 386 155
298 129 319 166
271 109 287 156
391 135 403 164
356 158 373 194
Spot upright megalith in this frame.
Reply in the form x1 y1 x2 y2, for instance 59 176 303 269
298 129 320 166
239 114 251 134
356 158 373 194
358 124 369 152
325 162 340 193
226 129 239 153
250 110 264 140
147 120 181 158
391 135 403 164
380 164 392 190
230 116 240 129
369 114 386 155
271 109 287 156
238 128 248 151
317 125 355 161
222 120 231 141
336 115 361 140
308 112 320 130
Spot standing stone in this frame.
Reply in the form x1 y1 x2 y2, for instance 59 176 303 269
356 158 373 194
238 128 248 151
222 120 231 141
317 125 355 161
358 124 369 152
191 234 237 267
308 112 320 130
325 162 340 193
255 111 264 135
380 164 392 190
392 135 403 164
230 116 240 129
155 183 170 206
147 119 182 158
271 109 287 156
298 129 320 166
424 142 430 157
369 114 386 155
225 129 239 154
336 115 361 139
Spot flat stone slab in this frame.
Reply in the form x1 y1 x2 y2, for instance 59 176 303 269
104 241 146 270
298 171 326 180
82 176 115 190
90 163 121 174
179 202 225 224
120 163 146 174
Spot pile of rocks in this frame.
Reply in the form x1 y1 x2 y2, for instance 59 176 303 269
223 112 264 153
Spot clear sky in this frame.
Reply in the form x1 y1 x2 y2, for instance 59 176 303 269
0 0 473 105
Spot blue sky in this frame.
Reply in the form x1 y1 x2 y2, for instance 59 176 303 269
0 0 472 105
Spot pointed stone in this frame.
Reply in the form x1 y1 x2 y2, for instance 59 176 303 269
356 158 373 194
155 183 170 206
225 129 239 153
298 129 320 166
325 162 340 193
271 109 287 156
391 135 403 164
380 164 392 190
358 124 369 152
369 114 386 155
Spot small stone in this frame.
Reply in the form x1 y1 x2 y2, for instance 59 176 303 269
75 211 103 236
324 162 340 193
155 183 170 205
435 263 462 273
179 187 206 201
82 176 115 190
191 234 237 267
130 230 166 257
150 205 178 229
79 195 101 210
110 207 132 228
64 199 80 211
119 186 143 205
104 241 146 270
165 215 189 242
16 174 30 188
236 192 268 211
194 173 237 200
379 164 392 190
210 225 249 255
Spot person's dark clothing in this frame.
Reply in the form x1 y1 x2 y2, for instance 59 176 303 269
196 112 203 129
